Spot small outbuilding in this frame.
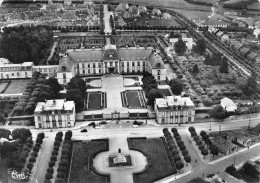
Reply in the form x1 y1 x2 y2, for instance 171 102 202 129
212 137 237 155
220 97 237 112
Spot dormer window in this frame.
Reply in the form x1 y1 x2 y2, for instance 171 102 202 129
62 66 66 72
109 54 113 59
157 63 161 67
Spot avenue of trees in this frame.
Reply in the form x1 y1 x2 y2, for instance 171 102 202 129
66 76 86 112
0 25 53 65
13 72 62 116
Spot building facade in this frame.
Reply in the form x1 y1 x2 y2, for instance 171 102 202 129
57 45 167 84
34 99 75 129
0 61 33 79
154 96 195 124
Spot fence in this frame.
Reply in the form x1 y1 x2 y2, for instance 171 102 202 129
78 112 156 121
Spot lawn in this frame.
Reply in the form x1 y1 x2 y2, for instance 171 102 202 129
160 89 172 96
69 140 109 183
0 82 9 93
86 92 106 110
122 90 146 108
3 79 30 94
129 138 176 183
126 16 181 27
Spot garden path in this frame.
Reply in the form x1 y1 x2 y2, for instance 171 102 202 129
104 4 113 34
93 135 147 183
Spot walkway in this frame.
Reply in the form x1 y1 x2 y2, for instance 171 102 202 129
94 135 147 183
30 136 54 183
46 42 58 65
103 4 113 34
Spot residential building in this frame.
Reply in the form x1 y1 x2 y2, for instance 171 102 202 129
200 19 229 28
212 137 237 155
34 99 75 129
232 135 252 147
57 45 167 84
170 34 194 54
220 97 237 112
0 61 33 79
32 65 59 77
154 96 195 124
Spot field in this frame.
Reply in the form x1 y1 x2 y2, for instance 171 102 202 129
129 138 176 183
247 2 260 11
122 90 146 108
3 80 29 94
69 140 109 183
174 9 229 20
85 92 106 110
110 0 212 11
126 17 181 27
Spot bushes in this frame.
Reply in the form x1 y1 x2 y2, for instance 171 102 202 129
29 156 36 163
47 167 54 174
33 146 40 152
27 162 33 170
45 172 53 180
49 161 55 168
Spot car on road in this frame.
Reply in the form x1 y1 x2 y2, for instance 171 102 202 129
81 129 88 132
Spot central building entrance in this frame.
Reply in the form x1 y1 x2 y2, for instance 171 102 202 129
108 67 115 74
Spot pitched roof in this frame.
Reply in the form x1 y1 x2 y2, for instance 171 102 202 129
220 97 237 112
67 49 103 62
212 137 237 152
35 99 75 112
103 45 119 60
147 52 166 69
118 47 152 61
57 56 74 72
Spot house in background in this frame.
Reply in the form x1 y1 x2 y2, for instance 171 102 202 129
34 99 76 129
212 137 237 155
220 97 237 112
169 34 194 54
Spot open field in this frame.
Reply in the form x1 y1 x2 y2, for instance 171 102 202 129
69 140 109 183
3 79 29 94
129 138 176 183
126 17 181 27
110 0 212 11
247 2 260 10
174 9 229 20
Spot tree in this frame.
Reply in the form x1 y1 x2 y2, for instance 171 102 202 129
45 172 53 180
184 155 191 163
242 162 259 178
174 38 187 55
176 161 184 172
0 129 11 139
201 149 208 158
37 132 45 139
182 150 188 156
169 78 183 95
46 77 62 97
194 39 206 55
174 154 181 162
192 64 199 74
219 57 229 74
27 162 33 170
67 76 86 96
147 88 163 106
209 105 227 119
188 126 195 132
200 130 207 137
186 177 209 183
66 89 84 112
225 165 237 176
171 128 178 134
210 147 218 159
12 128 32 143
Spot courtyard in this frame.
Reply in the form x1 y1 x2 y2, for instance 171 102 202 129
82 74 153 120
0 79 29 94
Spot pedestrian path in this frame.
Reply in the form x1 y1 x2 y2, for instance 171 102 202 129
103 4 113 34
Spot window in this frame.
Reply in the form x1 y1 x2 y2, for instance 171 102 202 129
127 62 129 66
188 111 191 115
12 73 14 76
67 114 70 120
82 63 85 68
38 116 41 122
157 70 160 75
59 122 62 127
98 63 101 68
93 63 95 68
132 62 135 66
77 63 79 68
122 62 124 67
44 69 47 72
110 62 113 67
137 61 140 66
157 76 160 80
157 63 161 67
17 72 19 76
67 121 71 127
63 73 66 79
25 72 27 75
38 123 42 128
62 66 66 72
83 69 85 74
88 64 90 68
115 62 118 67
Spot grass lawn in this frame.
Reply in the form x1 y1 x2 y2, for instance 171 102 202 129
129 138 176 183
86 92 106 110
127 16 181 27
4 79 29 94
125 90 142 108
0 82 9 93
160 89 172 96
69 140 109 183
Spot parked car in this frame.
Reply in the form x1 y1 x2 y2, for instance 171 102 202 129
81 129 88 132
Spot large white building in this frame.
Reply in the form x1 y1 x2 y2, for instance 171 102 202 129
0 60 33 79
154 96 195 124
57 45 167 84
34 99 75 129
